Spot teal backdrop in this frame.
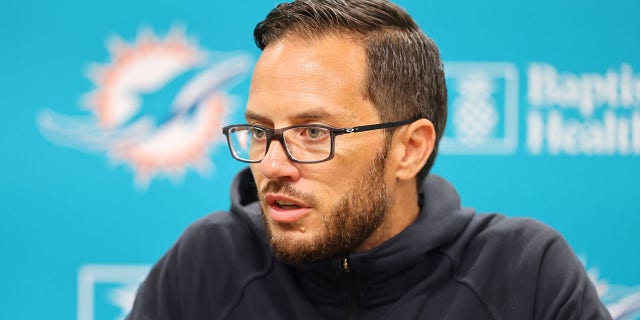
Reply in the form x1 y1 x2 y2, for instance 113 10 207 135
1 0 638 319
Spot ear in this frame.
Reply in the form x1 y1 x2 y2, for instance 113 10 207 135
391 118 436 181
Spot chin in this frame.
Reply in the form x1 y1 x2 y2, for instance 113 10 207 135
267 225 332 264
268 220 317 242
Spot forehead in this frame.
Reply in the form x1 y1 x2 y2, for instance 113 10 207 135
245 35 378 125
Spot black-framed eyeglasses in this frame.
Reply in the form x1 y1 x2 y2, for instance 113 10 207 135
221 119 414 164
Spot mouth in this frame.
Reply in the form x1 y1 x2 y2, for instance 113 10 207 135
274 199 302 209
264 194 311 224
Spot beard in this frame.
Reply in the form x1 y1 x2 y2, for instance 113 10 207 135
259 149 391 265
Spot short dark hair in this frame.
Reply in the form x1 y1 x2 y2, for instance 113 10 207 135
254 0 447 189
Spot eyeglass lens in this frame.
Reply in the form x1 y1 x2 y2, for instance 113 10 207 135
227 126 333 162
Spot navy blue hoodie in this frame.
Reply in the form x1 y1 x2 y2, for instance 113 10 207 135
128 168 611 319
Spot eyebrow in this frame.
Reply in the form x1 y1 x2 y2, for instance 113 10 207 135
244 108 341 124
244 110 270 123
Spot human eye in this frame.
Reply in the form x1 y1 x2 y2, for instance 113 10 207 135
250 127 267 140
302 127 329 140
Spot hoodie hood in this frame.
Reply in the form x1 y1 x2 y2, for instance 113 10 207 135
227 167 476 318
228 167 264 240
228 166 475 272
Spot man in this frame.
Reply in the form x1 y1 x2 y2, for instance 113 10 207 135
128 0 612 319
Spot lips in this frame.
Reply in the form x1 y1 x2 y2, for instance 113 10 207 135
264 194 311 224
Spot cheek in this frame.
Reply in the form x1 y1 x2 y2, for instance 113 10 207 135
301 165 343 195
249 164 262 183
303 159 364 198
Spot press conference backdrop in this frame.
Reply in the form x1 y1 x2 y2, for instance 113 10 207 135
1 0 638 319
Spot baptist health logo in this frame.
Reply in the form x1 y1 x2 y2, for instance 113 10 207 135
441 62 519 154
442 62 640 156
527 63 640 155
37 26 252 188
77 264 150 320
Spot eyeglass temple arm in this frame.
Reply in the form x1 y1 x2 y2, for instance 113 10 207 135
335 119 415 135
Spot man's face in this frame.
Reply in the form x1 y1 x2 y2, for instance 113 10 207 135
246 35 394 264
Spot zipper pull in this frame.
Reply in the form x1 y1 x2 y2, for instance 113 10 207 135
342 258 351 272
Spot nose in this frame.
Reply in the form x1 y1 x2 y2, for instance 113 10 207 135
256 140 302 182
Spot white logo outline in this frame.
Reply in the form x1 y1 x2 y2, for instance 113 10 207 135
77 264 151 320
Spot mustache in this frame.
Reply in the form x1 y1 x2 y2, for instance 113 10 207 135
259 181 317 207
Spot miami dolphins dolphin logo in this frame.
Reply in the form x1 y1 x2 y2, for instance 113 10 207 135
586 262 640 319
37 26 252 188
